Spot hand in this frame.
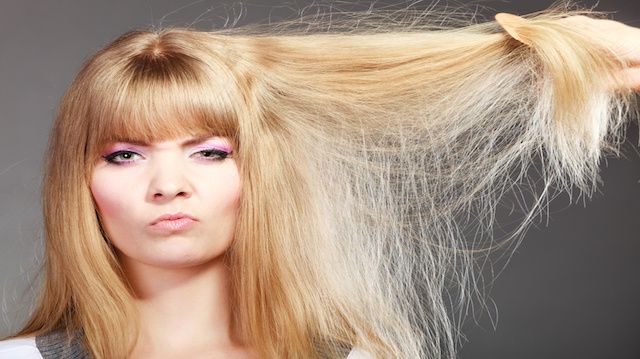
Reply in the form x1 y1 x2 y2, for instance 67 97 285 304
561 15 640 91
496 13 640 91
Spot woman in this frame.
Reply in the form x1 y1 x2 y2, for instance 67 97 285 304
0 3 639 358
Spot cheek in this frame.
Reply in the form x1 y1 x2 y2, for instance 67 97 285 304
220 167 242 211
90 173 135 228
202 166 242 221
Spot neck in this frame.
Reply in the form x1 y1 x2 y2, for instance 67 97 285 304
120 253 242 355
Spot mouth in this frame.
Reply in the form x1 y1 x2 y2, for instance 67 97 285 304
151 212 197 224
149 212 198 234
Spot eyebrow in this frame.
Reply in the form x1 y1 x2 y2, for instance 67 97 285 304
117 135 216 147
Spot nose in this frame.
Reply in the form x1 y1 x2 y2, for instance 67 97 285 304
147 158 192 202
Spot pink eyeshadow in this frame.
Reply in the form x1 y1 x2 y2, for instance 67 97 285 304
196 142 233 153
101 138 233 154
103 144 143 154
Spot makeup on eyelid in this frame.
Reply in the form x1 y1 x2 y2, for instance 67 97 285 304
192 143 233 154
100 139 233 160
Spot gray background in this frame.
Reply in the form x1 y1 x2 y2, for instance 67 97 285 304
0 1 638 358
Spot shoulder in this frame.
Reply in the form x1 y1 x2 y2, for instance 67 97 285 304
0 336 43 358
347 347 373 359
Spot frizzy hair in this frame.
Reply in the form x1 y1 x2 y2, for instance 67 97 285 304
5 2 639 358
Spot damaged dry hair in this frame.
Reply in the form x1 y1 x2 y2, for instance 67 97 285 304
5 1 639 358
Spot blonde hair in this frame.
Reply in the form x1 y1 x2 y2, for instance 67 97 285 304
5 2 638 358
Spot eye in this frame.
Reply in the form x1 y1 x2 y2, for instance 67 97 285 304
103 150 141 165
101 148 232 165
193 149 232 161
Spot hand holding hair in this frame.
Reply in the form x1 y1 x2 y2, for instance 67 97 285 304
496 12 640 91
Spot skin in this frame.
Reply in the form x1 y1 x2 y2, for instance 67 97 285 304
90 135 257 359
566 15 640 89
496 13 640 91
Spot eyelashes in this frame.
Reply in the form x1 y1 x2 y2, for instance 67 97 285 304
102 148 232 165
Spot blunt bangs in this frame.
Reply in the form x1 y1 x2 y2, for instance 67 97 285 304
85 48 240 164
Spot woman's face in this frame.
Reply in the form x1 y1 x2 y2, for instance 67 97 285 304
90 135 241 269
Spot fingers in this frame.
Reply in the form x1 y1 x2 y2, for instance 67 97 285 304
495 12 640 93
615 67 640 92
495 13 532 46
561 16 640 66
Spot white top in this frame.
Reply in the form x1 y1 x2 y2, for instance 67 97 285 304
0 337 371 358
0 337 43 358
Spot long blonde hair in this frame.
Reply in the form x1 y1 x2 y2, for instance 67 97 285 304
5 2 638 358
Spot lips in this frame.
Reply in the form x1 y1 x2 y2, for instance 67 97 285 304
149 212 199 234
151 212 198 225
